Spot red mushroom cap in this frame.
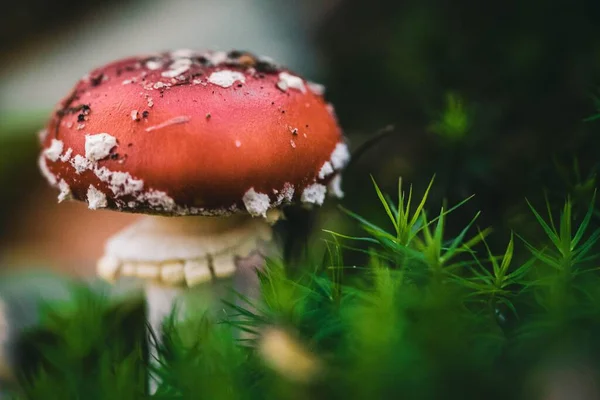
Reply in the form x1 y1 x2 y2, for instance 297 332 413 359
38 49 349 217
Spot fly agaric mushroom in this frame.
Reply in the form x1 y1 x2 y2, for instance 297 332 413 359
37 49 349 336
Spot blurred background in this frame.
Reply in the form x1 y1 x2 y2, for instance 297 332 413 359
1 0 600 277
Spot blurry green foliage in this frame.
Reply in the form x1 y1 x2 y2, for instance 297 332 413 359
428 93 471 143
0 0 129 64
315 0 600 257
6 178 600 399
0 112 47 241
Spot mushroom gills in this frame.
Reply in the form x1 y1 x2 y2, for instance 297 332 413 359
97 214 274 287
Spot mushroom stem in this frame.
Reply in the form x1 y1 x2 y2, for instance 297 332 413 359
144 251 265 393
96 213 274 392
144 282 184 394
145 282 185 340
144 280 233 394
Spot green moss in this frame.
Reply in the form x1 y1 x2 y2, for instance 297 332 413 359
4 178 600 399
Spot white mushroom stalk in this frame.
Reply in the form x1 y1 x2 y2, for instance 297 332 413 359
97 214 274 331
97 213 276 393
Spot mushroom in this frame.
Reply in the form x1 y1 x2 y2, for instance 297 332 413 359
37 49 349 347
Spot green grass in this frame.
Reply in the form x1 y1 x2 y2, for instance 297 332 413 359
6 177 600 399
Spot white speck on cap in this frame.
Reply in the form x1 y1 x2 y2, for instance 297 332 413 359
243 188 271 217
318 161 334 180
205 51 228 65
330 142 350 170
146 60 163 70
235 140 242 148
207 70 245 88
94 167 144 196
85 133 117 161
326 104 337 119
71 154 93 174
276 81 288 92
307 81 325 96
145 116 190 132
161 58 192 78
60 148 73 162
38 154 57 185
87 185 107 210
138 190 177 211
301 183 327 205
43 139 64 162
328 175 344 199
170 49 196 59
278 72 306 93
57 179 72 203
276 182 295 204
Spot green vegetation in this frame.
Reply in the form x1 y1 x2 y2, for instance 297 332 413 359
6 177 600 399
3 2 600 398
